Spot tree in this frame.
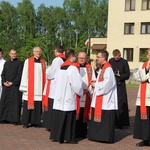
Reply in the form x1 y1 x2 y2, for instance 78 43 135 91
0 1 19 59
0 0 108 62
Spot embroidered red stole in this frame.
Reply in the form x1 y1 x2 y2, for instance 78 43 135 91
28 56 46 110
89 62 111 122
140 61 148 120
74 62 92 122
42 53 66 111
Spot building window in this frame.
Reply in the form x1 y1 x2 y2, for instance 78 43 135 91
142 0 150 10
141 22 150 34
123 48 133 61
139 48 148 61
124 23 134 34
125 0 135 11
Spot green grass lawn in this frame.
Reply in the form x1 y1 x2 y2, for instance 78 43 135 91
126 83 139 88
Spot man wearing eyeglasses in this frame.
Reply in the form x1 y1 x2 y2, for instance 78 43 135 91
87 50 118 143
74 51 96 138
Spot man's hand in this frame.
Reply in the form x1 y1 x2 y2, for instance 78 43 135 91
83 89 88 95
7 82 13 87
4 81 13 87
4 81 9 87
115 71 120 77
90 80 96 88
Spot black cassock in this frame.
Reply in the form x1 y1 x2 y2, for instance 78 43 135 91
0 58 23 123
109 57 130 127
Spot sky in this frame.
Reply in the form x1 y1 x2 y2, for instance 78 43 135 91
1 0 64 9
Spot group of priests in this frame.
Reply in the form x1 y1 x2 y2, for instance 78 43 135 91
0 46 150 147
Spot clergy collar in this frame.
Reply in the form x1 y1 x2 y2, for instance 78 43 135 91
114 57 122 62
11 58 17 61
80 63 86 67
34 57 40 63
34 56 40 59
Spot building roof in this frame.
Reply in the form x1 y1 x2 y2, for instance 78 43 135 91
91 44 106 50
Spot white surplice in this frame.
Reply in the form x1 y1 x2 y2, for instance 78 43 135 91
46 57 64 99
134 63 150 106
0 58 6 98
53 65 83 111
79 66 96 107
19 59 43 101
91 66 118 110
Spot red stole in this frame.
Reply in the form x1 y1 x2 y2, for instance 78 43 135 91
140 61 148 120
89 62 111 122
42 80 51 111
61 59 72 67
42 53 66 111
74 62 92 122
28 56 46 110
56 53 65 59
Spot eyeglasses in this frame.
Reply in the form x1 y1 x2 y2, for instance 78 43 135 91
78 57 86 60
96 56 101 58
34 51 41 53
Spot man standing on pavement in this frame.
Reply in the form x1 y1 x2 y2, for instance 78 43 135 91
20 46 46 128
109 49 130 129
87 50 118 143
74 51 96 138
133 48 150 147
50 49 83 144
0 49 23 124
42 45 66 131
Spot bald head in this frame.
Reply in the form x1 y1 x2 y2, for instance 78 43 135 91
78 51 87 64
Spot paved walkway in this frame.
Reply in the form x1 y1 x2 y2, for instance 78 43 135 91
0 87 149 150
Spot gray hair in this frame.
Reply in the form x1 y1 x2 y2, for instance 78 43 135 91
33 46 42 52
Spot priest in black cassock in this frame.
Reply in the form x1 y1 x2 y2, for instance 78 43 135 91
0 49 23 125
109 49 130 129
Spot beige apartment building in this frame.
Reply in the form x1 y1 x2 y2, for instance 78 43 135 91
90 0 150 70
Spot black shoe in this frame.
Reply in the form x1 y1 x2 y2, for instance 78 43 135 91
34 124 41 128
30 124 41 128
14 122 19 126
136 140 149 147
23 124 28 128
51 139 57 142
46 128 51 132
70 140 78 144
65 140 78 144
0 121 4 124
59 141 64 144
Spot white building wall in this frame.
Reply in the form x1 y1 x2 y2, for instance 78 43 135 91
107 0 150 69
